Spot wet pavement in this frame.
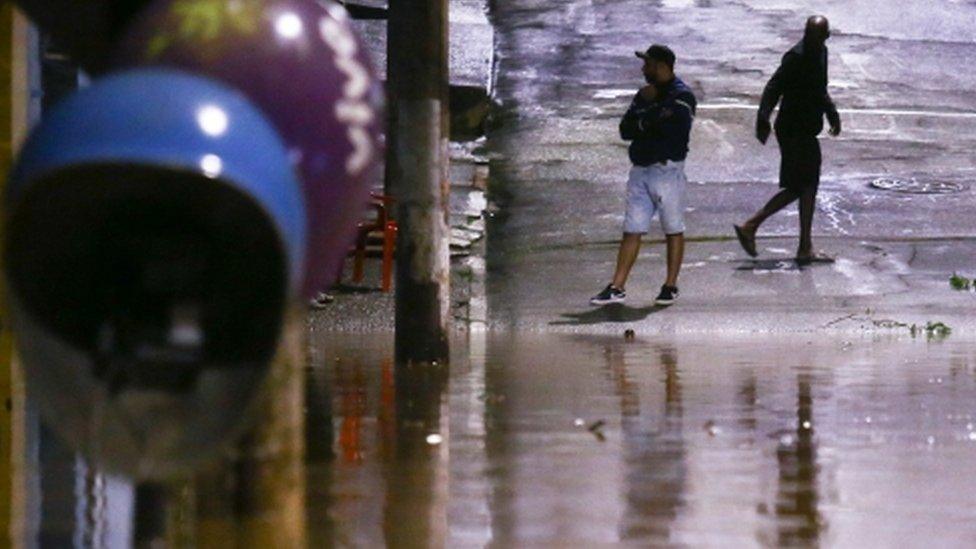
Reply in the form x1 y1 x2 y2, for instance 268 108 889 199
482 0 976 334
302 1 976 547
307 332 976 547
25 1 976 545
315 0 976 334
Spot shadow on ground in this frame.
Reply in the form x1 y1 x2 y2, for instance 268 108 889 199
734 259 803 272
734 257 835 272
551 303 666 326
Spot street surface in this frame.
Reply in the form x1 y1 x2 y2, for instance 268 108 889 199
303 2 976 547
25 1 976 545
484 0 976 334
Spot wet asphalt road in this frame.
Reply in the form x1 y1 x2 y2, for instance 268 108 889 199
483 0 976 334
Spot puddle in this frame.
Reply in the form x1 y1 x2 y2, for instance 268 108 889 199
25 333 976 545
870 177 970 194
301 333 976 547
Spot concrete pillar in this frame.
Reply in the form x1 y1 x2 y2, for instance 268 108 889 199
388 0 451 365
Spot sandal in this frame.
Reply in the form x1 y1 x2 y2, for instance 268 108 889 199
734 225 758 257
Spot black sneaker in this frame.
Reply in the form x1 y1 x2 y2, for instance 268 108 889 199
655 285 679 306
590 284 626 305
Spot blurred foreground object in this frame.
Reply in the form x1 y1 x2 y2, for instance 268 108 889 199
3 69 306 479
114 0 384 297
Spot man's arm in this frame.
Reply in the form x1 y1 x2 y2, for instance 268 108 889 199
824 92 841 135
656 91 696 143
758 53 797 120
757 52 797 143
620 108 641 140
619 94 644 140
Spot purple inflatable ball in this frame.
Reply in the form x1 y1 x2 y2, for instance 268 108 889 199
14 0 152 72
112 0 384 298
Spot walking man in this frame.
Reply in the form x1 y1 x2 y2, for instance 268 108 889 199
591 44 697 306
734 16 841 265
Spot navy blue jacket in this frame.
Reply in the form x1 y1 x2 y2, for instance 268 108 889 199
759 40 840 137
619 77 697 166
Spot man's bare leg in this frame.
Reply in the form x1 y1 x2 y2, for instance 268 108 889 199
741 188 800 235
797 189 816 259
664 233 684 287
611 233 643 289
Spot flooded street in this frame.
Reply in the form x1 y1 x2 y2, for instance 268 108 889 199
309 333 976 546
304 0 976 546
14 0 976 544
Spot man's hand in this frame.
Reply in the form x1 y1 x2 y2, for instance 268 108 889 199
756 117 772 145
639 84 657 102
828 120 841 136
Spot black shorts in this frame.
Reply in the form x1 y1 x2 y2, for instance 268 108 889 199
776 131 821 192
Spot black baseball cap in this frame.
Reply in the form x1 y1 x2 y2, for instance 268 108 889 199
635 44 676 69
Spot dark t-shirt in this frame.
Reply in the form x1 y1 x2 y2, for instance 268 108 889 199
759 41 840 137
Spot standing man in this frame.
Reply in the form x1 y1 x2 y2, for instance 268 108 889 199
734 16 841 265
591 44 697 306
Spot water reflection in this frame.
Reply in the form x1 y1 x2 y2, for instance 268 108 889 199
737 373 758 436
297 335 976 546
383 361 450 547
305 361 336 548
613 344 687 544
775 373 824 546
32 334 976 544
337 359 368 464
303 343 450 548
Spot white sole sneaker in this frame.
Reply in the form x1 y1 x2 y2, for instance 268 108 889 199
654 287 679 306
590 295 626 306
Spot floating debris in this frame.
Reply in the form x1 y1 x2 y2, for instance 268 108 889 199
624 329 636 341
826 312 953 339
950 273 974 291
587 420 607 442
912 321 952 339
870 177 969 194
704 420 722 437
426 434 444 446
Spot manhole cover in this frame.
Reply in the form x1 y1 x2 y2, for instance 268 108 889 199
870 177 969 194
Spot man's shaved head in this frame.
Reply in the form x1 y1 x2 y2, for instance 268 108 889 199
804 15 831 46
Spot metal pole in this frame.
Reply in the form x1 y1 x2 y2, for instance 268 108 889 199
388 0 451 365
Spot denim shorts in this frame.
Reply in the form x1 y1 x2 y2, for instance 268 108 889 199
623 161 687 235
